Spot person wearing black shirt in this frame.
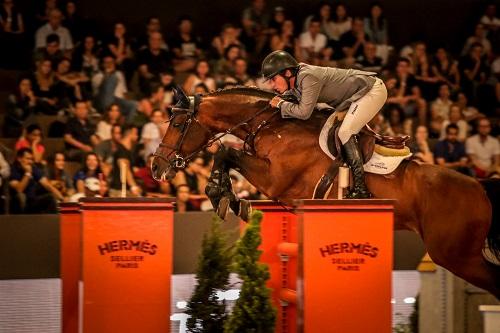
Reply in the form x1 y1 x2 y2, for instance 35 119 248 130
9 148 63 213
109 124 141 197
170 16 202 73
434 123 472 176
339 17 370 59
64 100 100 161
136 31 172 95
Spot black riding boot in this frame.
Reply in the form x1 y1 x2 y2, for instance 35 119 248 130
343 136 372 199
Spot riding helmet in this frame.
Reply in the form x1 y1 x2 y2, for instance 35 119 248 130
261 50 299 81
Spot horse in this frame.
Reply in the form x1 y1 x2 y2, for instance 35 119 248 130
151 86 500 299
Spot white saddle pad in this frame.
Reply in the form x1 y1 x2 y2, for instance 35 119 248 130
319 112 412 175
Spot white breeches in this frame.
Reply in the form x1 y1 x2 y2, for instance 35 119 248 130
338 77 388 144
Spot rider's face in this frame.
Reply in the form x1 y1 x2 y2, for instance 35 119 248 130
269 74 288 94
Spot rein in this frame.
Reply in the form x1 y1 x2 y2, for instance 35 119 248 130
155 95 279 170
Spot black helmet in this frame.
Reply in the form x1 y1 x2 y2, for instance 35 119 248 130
261 50 299 81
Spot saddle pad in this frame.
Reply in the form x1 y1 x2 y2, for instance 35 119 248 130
319 112 412 175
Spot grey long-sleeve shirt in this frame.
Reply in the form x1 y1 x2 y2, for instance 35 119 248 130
279 63 377 119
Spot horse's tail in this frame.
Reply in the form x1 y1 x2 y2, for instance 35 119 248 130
480 179 500 262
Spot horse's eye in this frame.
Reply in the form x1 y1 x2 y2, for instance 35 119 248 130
173 123 181 128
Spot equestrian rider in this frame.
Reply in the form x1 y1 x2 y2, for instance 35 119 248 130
262 50 387 198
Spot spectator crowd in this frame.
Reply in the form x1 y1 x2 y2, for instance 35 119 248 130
0 0 499 214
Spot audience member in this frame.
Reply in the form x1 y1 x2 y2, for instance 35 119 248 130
268 6 286 36
136 31 172 95
73 152 103 193
303 2 336 41
35 0 58 26
299 17 328 63
386 58 428 124
32 58 59 114
33 33 64 68
136 16 163 50
141 109 165 160
409 125 434 164
225 57 256 87
211 24 245 59
64 100 99 161
241 0 270 54
269 19 298 56
47 152 75 200
95 104 124 141
54 57 89 105
35 9 73 53
462 23 492 57
434 123 471 175
0 0 25 68
63 1 84 43
440 103 469 141
183 59 216 94
4 77 37 137
92 54 136 118
15 124 45 165
172 155 209 198
381 103 412 136
0 149 10 189
466 117 500 178
431 47 461 92
430 83 453 121
175 183 196 212
356 41 382 73
9 147 63 213
109 124 141 197
71 34 100 78
330 2 352 43
106 22 134 80
95 124 122 176
170 16 202 73
339 17 369 59
364 2 388 45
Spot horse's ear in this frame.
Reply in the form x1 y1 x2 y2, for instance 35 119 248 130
173 85 190 108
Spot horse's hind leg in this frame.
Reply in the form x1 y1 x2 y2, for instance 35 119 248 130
449 256 500 299
427 242 500 298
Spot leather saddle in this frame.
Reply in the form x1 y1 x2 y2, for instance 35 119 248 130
327 122 410 163
313 117 410 199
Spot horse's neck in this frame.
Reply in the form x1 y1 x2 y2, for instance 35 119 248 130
201 95 273 139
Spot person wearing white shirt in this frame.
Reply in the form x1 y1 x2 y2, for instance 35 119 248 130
0 150 10 188
141 109 165 162
466 118 500 178
299 17 327 63
479 4 500 37
430 84 453 121
35 9 73 51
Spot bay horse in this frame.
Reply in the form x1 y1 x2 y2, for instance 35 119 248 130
151 86 500 299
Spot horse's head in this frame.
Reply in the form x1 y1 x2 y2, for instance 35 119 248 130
151 86 213 181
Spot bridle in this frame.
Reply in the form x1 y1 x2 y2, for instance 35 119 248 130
153 93 279 172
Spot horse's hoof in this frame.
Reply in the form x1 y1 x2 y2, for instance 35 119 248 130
239 199 252 223
216 197 230 220
345 188 372 199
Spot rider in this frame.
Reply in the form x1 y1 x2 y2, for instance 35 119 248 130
262 50 387 198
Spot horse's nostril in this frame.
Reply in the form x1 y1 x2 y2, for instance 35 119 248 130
152 163 158 172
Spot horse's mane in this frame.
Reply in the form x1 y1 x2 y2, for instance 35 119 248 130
203 85 330 129
206 86 275 100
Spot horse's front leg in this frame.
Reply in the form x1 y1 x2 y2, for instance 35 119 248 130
205 146 248 220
